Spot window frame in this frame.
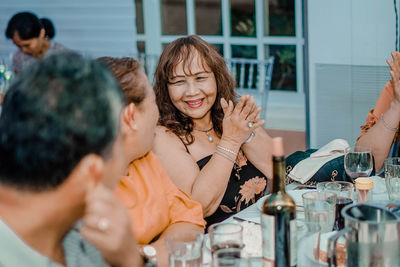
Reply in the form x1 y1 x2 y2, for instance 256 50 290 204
139 0 305 130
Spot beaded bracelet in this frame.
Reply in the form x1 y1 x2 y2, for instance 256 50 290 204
214 150 237 165
216 145 238 157
380 114 399 132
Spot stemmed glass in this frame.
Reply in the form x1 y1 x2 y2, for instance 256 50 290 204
344 146 373 182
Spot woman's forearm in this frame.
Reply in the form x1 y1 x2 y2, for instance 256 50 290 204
241 127 273 179
190 138 242 217
357 100 400 170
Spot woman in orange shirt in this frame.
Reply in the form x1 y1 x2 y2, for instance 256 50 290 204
357 52 400 170
98 57 205 265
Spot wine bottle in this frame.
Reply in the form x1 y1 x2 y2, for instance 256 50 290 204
261 137 296 267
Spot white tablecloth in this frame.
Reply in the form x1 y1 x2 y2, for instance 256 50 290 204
209 176 390 267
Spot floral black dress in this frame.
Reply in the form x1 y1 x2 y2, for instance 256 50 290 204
196 150 268 229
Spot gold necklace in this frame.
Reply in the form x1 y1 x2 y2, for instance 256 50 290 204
193 126 214 143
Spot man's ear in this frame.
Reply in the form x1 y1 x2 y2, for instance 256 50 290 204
122 103 138 131
39 28 45 39
79 154 104 192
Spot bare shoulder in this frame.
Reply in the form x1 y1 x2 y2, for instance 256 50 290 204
153 126 189 157
154 126 185 148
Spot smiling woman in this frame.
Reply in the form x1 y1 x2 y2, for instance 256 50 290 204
5 12 67 75
153 35 274 228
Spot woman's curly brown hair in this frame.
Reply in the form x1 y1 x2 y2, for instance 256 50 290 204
153 35 236 145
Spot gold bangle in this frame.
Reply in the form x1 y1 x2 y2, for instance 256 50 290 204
380 114 399 132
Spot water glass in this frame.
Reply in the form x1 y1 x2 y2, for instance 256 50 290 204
296 220 323 267
325 181 354 230
384 158 400 201
212 248 249 267
302 191 336 233
208 223 243 256
316 181 333 192
166 230 203 267
344 146 373 182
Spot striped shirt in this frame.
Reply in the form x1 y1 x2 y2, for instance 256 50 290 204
0 219 109 267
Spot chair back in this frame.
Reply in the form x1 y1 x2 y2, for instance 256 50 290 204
135 53 159 83
226 57 274 119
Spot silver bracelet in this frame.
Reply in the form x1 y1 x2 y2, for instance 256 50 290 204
244 130 256 144
216 145 238 157
380 114 399 132
214 150 237 165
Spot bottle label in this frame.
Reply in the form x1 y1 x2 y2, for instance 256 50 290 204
290 219 297 266
261 213 275 266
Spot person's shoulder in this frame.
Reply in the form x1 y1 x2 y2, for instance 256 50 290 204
154 126 190 156
155 126 182 144
49 41 68 52
64 229 110 267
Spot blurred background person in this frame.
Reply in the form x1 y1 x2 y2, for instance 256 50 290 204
5 11 67 75
98 56 205 266
0 52 140 267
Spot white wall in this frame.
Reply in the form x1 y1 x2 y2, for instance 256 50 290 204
308 0 397 147
0 0 137 58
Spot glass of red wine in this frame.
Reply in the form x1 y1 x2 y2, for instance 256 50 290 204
325 181 354 230
344 146 373 182
208 223 243 257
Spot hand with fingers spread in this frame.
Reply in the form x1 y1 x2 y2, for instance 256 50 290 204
81 183 141 267
220 95 265 146
387 51 400 105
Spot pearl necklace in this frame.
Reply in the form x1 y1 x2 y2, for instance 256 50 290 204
194 126 214 143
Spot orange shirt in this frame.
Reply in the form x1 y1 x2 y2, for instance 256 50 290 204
115 151 205 244
358 81 397 141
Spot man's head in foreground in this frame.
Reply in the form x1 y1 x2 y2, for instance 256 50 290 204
0 52 125 198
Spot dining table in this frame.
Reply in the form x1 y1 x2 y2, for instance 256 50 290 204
203 176 392 267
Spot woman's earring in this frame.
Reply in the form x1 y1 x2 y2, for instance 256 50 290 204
132 124 138 130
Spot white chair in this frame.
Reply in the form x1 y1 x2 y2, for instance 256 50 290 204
226 57 275 119
135 53 159 83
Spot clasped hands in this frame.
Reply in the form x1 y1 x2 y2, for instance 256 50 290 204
221 95 264 146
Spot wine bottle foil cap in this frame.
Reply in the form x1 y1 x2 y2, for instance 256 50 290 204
355 177 374 190
272 137 284 157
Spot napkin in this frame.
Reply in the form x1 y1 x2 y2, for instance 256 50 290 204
288 139 350 184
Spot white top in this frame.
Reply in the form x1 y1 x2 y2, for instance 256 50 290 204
0 219 109 267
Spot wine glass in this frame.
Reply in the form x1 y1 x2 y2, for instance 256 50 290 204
344 146 373 182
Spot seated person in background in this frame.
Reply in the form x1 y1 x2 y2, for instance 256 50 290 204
0 53 141 267
152 35 273 227
98 57 205 265
5 11 67 75
357 51 400 171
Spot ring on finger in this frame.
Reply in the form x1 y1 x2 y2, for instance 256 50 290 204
247 122 254 128
97 217 110 231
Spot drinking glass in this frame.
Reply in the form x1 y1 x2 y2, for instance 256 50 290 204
384 158 400 201
302 191 336 233
344 146 373 182
212 248 249 267
208 223 243 256
325 181 354 230
166 230 203 267
316 181 332 192
297 220 323 267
